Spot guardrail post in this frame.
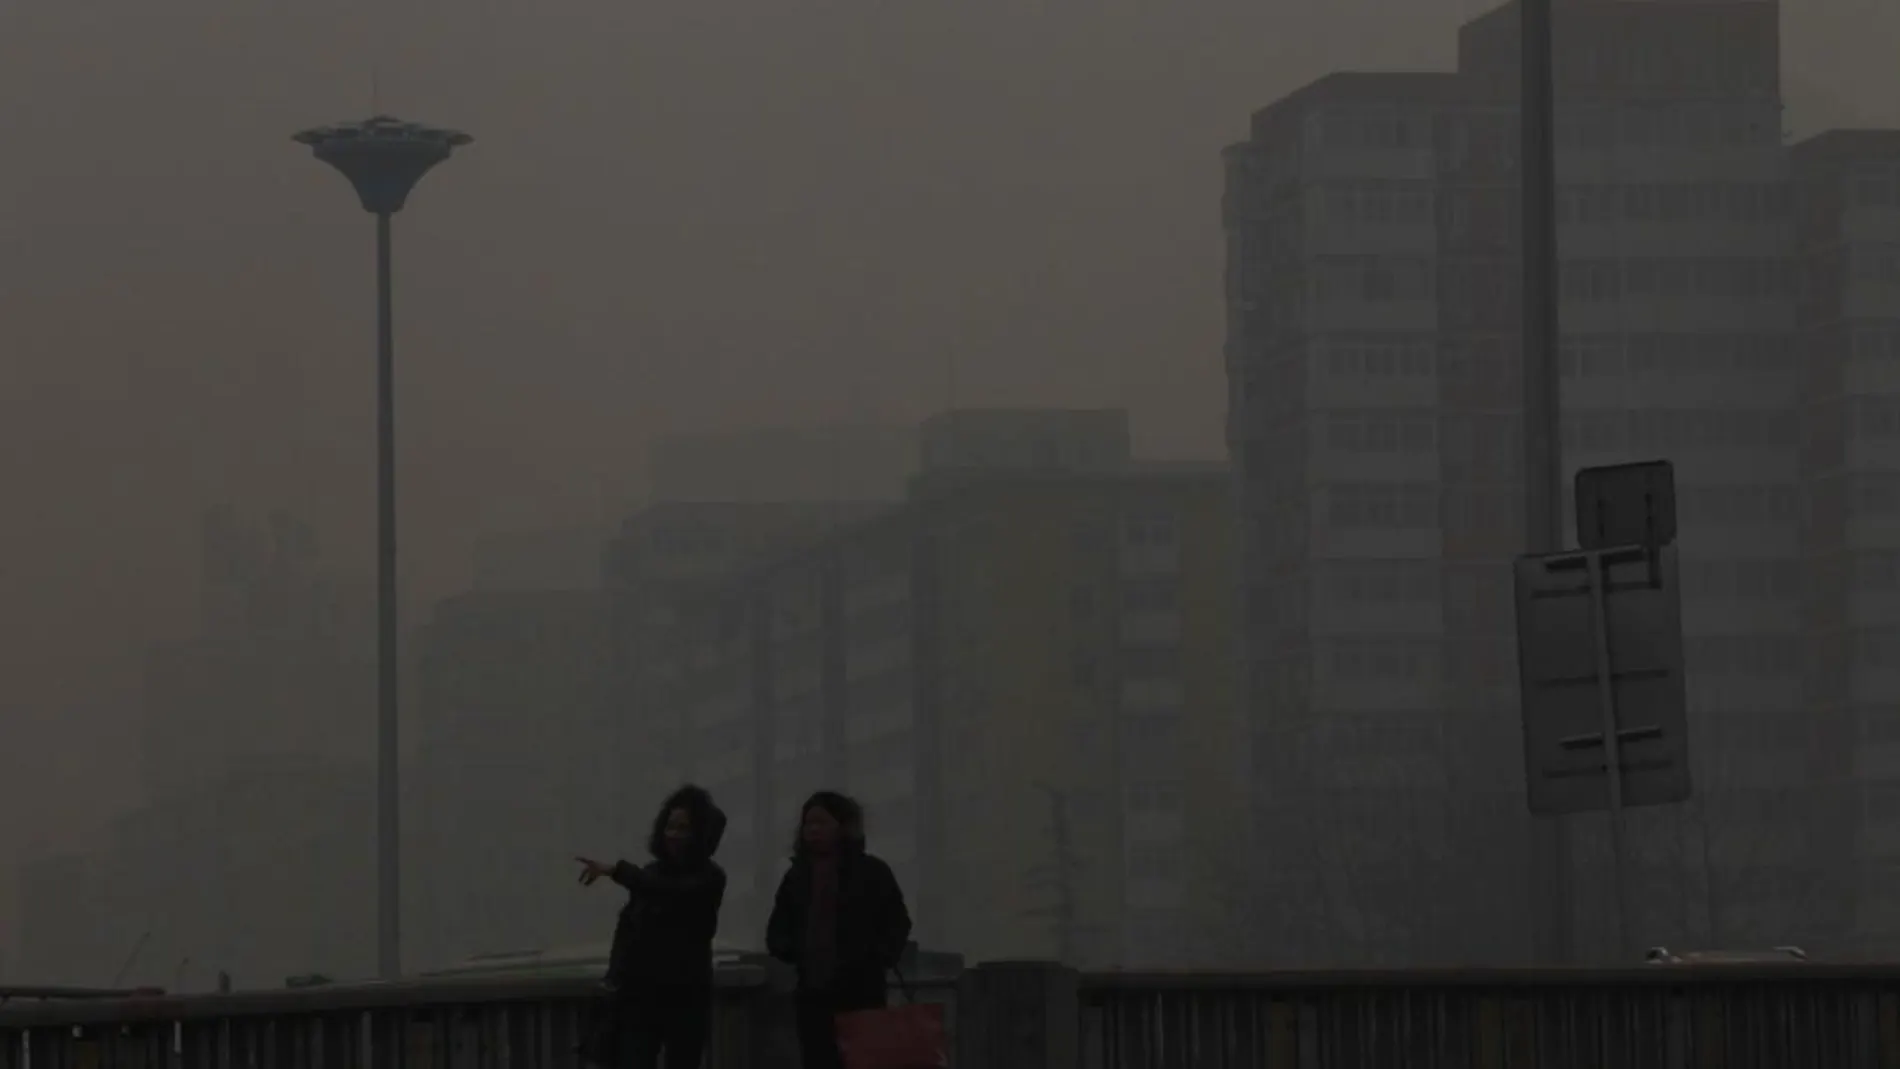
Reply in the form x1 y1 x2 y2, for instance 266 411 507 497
954 960 1078 1069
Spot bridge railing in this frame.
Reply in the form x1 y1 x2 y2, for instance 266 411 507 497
1073 964 1900 1069
6 960 1900 1068
0 970 771 1069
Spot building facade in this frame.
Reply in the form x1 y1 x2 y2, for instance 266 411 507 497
1793 130 1900 956
1226 0 1825 965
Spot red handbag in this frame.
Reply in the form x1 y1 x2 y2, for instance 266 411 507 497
834 974 948 1069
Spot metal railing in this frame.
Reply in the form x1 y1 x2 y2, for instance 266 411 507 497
1078 964 1900 1069
0 970 774 1069
10 961 1900 1068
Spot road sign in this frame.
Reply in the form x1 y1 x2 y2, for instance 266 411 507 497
1515 543 1691 817
1575 460 1676 552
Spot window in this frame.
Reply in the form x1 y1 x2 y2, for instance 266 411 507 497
1126 845 1186 873
1854 399 1900 442
1679 483 1798 527
1560 259 1622 301
1852 246 1900 287
1852 475 1900 521
1312 257 1434 304
1071 518 1111 555
1323 560 1438 604
1853 167 1899 210
1855 552 1900 592
1685 634 1802 676
1070 586 1098 620
1679 558 1800 600
1122 646 1181 681
1124 714 1183 758
1072 653 1099 689
1122 580 1178 613
1326 483 1440 530
1442 564 1511 629
1854 630 1900 674
1123 509 1178 548
1325 410 1438 452
1853 325 1900 363
1566 408 1791 452
1558 335 1625 378
1125 781 1185 816
1325 638 1434 682
1320 335 1436 379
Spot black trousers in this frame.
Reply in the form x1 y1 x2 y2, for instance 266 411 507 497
615 986 712 1069
794 986 887 1069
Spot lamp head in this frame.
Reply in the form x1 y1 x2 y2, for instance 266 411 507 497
293 115 472 215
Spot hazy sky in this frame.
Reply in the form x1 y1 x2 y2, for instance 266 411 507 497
0 0 1894 901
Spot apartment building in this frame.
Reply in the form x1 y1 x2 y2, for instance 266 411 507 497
656 411 1245 966
1226 0 1804 965
1793 130 1900 955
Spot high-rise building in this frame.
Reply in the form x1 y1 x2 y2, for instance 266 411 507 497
651 410 1246 966
1792 130 1900 955
1225 0 1807 965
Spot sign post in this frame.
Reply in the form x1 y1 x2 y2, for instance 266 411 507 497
1515 459 1691 958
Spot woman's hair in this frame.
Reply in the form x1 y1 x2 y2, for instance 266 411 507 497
648 784 720 861
791 790 865 857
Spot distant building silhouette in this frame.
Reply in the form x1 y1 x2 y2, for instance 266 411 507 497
409 589 614 968
13 851 102 985
19 509 391 987
406 497 884 967
637 409 1245 967
471 526 610 592
142 509 371 800
648 425 919 504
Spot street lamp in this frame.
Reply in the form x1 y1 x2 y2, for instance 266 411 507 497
293 115 472 981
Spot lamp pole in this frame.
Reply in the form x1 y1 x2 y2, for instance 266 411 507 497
293 116 472 980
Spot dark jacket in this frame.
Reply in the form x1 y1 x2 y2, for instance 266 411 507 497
605 785 729 989
764 844 912 1007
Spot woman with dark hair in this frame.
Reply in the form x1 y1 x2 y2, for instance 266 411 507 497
766 791 913 1069
577 784 729 1069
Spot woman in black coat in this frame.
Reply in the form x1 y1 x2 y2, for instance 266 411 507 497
765 791 913 1069
578 784 729 1069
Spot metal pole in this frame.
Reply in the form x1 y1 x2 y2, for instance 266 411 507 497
1520 0 1572 965
1584 550 1631 956
374 209 402 981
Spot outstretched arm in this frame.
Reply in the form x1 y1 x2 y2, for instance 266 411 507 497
610 860 725 900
